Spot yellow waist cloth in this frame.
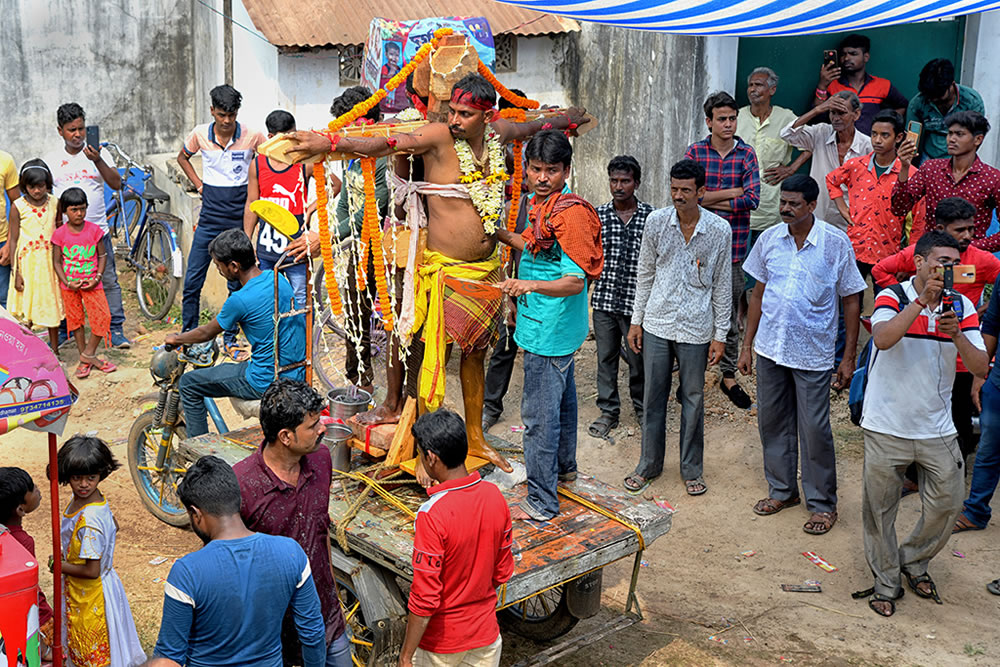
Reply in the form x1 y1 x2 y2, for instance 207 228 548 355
411 249 503 411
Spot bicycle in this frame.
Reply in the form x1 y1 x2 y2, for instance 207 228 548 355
103 142 183 320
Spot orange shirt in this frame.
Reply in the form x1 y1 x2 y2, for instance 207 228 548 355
826 152 925 264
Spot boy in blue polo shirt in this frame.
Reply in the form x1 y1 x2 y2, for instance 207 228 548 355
166 229 304 437
497 131 604 521
177 85 266 352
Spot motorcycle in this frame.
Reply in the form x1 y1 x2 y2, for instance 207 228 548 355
126 341 219 527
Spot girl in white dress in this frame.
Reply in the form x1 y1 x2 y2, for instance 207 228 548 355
56 435 145 667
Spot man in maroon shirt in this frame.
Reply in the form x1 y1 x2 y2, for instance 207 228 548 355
892 111 1000 250
233 379 350 667
400 410 514 667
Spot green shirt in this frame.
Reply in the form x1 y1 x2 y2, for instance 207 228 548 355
736 105 797 231
906 84 985 163
513 237 588 357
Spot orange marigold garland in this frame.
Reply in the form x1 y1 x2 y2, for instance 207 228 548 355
498 108 527 266
312 161 343 315
361 157 394 331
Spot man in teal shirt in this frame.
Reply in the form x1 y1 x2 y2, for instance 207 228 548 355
907 59 985 163
497 131 604 520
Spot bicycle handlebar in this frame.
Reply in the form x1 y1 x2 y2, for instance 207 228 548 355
101 141 152 175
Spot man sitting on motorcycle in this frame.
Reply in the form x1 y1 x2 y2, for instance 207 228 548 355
165 228 305 437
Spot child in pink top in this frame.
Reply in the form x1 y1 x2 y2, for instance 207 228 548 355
51 187 116 378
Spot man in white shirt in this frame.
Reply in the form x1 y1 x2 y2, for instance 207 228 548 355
857 230 987 617
45 103 129 348
624 159 731 498
738 175 867 536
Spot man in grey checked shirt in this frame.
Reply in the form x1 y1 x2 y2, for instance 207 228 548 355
588 155 654 439
624 159 731 497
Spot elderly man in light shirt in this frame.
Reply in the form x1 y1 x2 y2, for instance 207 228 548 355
738 175 867 536
623 159 732 498
779 91 871 232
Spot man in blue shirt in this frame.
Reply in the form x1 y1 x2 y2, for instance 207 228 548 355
497 131 604 521
148 455 326 667
166 228 305 436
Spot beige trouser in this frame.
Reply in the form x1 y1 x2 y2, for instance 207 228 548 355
413 635 502 667
861 429 964 597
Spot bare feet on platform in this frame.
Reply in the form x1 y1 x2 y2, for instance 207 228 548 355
355 402 403 426
468 430 513 473
415 457 436 490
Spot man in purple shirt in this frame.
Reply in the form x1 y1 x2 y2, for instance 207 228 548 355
233 379 350 667
684 91 761 410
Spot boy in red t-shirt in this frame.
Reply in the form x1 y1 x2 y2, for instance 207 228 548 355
0 467 54 660
51 187 116 378
400 410 513 667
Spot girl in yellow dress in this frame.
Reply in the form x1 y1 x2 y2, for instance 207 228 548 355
7 158 63 353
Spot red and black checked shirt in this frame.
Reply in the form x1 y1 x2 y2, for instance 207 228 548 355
684 137 761 263
409 472 513 654
891 156 1000 251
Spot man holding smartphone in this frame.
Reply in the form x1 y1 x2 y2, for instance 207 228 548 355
44 103 129 348
907 59 985 163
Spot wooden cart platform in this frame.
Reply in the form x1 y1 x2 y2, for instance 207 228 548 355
178 426 672 609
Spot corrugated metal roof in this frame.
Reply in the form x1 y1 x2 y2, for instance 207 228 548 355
242 0 580 48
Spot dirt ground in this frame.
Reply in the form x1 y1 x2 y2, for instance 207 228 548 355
4 303 1000 666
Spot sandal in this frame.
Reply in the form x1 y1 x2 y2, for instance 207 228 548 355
82 355 117 374
624 473 651 496
752 496 801 516
685 477 707 496
588 414 618 439
953 512 984 533
803 510 838 535
222 341 251 362
75 362 92 379
903 570 942 604
853 586 904 617
987 578 1000 596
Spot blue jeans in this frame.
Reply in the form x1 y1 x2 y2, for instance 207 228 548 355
326 631 351 667
182 223 240 337
963 379 1000 527
521 351 578 520
258 255 307 309
0 240 9 309
100 233 125 331
178 361 262 437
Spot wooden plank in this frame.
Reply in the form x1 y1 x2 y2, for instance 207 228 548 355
347 436 387 458
384 397 417 466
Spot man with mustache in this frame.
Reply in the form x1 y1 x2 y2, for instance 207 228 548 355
738 175 867 536
624 159 731 497
233 379 351 666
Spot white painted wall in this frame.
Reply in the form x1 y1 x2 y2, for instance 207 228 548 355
503 36 569 109
963 10 1000 165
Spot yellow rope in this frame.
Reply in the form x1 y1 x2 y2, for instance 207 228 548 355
334 467 418 519
557 486 646 551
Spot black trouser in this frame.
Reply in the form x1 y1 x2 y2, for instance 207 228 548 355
906 371 979 483
484 320 518 420
593 309 644 421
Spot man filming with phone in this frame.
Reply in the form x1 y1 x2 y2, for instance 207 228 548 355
44 102 130 348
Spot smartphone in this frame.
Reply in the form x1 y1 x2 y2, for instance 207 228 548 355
823 50 838 67
86 125 100 150
906 121 922 152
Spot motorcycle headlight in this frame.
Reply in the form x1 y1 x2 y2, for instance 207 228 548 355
150 349 181 381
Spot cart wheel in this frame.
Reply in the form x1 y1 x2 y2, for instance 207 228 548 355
499 585 579 642
334 567 399 666
127 410 191 528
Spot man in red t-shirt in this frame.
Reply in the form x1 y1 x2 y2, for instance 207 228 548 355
400 410 514 667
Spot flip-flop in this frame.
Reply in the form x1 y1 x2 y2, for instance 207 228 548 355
624 473 651 496
82 355 117 374
222 341 251 362
953 512 984 533
987 578 1000 596
74 362 92 379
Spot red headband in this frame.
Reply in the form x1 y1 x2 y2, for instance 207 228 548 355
451 89 494 111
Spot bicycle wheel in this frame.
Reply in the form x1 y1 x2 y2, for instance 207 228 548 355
134 217 180 320
312 304 389 402
122 192 144 242
106 192 142 259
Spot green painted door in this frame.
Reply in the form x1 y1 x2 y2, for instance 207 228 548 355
735 18 966 113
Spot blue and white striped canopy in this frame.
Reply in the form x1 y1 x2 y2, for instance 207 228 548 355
494 0 1000 36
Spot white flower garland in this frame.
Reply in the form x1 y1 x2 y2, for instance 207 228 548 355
455 128 508 235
